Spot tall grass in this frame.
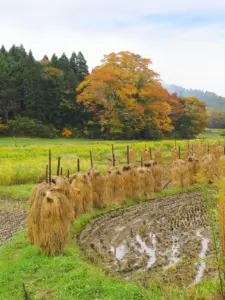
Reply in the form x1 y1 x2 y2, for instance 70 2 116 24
0 138 222 186
202 179 225 299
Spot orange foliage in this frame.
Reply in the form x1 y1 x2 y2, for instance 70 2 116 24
62 128 72 137
44 67 62 76
77 51 183 135
41 58 50 65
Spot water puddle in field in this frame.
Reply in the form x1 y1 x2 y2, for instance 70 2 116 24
135 233 157 268
193 231 209 285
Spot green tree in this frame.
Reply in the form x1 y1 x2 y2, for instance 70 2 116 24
76 51 89 82
0 88 18 123
51 54 59 68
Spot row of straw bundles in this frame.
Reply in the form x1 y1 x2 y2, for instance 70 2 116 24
141 148 162 164
27 158 163 255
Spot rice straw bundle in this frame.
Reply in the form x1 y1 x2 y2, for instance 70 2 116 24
87 166 107 208
27 185 73 255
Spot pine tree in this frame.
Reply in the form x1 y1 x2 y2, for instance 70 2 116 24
58 53 70 73
51 54 59 68
76 51 89 82
0 45 6 54
69 52 77 75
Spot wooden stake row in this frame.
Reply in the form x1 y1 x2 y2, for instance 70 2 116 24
45 142 225 184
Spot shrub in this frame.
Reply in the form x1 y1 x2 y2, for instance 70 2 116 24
8 116 59 138
0 124 8 136
220 130 225 137
62 128 72 137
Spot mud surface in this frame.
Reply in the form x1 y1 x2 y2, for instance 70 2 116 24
0 200 28 245
79 192 215 287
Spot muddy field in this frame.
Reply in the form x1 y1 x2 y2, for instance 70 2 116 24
0 200 27 245
79 192 216 287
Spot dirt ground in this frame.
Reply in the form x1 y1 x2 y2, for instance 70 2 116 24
79 192 216 287
0 200 28 245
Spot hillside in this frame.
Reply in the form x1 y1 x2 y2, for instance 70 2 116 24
164 84 225 110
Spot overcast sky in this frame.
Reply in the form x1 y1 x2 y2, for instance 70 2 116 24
1 0 225 95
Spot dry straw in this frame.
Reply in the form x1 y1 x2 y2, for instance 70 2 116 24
106 166 125 205
70 172 93 213
27 184 73 255
51 176 75 221
171 147 179 162
87 166 107 208
154 148 162 164
142 148 151 162
137 166 155 199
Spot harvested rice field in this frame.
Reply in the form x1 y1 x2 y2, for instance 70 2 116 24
79 192 215 288
0 200 27 245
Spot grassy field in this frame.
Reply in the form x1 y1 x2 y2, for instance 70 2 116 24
0 129 224 200
0 186 221 300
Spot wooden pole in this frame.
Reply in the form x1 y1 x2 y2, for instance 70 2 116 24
163 180 172 190
127 146 130 164
112 145 115 167
67 169 70 178
149 148 152 160
141 157 143 167
90 151 93 168
46 165 49 184
60 167 63 176
77 159 80 172
113 153 116 167
49 150 51 185
57 157 61 176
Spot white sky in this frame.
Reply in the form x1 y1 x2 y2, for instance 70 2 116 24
1 0 225 95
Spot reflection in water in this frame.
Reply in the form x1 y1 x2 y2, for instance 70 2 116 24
194 231 209 285
136 233 157 268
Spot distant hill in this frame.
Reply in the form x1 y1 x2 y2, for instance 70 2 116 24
164 84 225 110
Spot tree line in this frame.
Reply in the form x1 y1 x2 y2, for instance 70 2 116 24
0 46 207 139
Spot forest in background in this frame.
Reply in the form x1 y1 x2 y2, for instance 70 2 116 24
164 84 225 129
164 84 225 110
0 45 208 139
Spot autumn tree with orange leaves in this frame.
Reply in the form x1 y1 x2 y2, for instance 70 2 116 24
77 51 186 139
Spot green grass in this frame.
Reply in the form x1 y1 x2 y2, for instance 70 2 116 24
198 128 225 139
0 184 34 200
0 132 224 186
0 186 221 300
